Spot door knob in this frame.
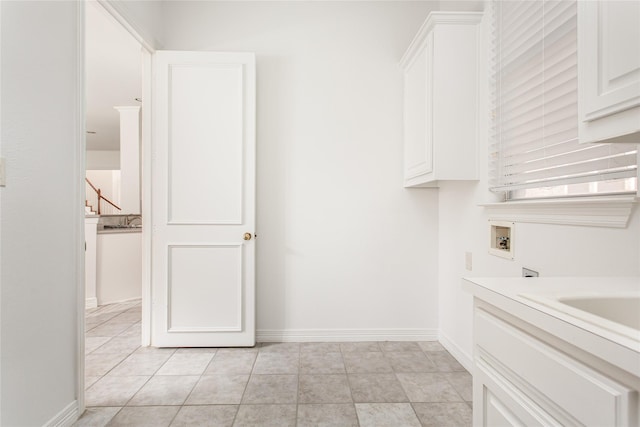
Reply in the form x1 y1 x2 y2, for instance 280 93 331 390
243 232 252 241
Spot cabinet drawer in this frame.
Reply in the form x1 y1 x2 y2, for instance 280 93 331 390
475 308 635 426
475 358 562 427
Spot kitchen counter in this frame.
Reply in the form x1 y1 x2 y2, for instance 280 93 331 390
97 226 142 234
463 276 640 377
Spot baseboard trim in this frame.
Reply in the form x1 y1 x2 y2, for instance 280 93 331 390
98 296 142 306
43 400 78 427
438 331 473 373
257 328 438 342
85 297 97 309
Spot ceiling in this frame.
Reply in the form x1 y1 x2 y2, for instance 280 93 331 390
86 2 142 152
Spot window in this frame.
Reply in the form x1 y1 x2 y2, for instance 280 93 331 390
490 0 638 201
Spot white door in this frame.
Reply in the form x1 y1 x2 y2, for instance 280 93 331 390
151 51 256 347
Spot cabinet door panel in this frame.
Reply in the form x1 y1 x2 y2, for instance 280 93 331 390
580 1 640 121
579 1 640 143
404 42 432 181
474 359 563 427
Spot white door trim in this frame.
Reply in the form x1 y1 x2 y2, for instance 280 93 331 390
75 0 86 417
140 49 153 346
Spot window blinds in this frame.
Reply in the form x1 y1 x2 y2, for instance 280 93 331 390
490 0 638 200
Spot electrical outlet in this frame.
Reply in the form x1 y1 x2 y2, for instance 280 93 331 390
0 157 5 186
465 252 473 271
522 267 539 277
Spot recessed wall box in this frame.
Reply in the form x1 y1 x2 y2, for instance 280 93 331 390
489 220 514 260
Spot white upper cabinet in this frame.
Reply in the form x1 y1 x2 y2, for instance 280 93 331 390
578 0 640 143
401 12 482 187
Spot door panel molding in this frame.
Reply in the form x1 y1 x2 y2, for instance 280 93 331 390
166 244 244 333
166 62 245 225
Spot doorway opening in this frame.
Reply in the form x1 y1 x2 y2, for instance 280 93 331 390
81 0 153 414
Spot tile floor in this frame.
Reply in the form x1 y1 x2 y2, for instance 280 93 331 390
76 301 473 426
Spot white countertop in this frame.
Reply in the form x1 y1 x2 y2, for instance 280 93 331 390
463 276 640 376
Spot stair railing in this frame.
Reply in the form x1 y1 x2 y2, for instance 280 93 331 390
85 178 122 215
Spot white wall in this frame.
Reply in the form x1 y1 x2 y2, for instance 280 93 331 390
436 8 640 369
86 150 120 170
163 1 440 340
438 0 484 11
107 0 165 49
1 1 81 425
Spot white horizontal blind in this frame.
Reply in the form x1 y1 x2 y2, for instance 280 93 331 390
490 0 638 200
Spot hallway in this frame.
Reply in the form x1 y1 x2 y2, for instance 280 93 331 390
77 301 472 426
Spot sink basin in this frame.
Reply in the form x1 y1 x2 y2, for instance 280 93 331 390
520 292 640 342
557 296 640 331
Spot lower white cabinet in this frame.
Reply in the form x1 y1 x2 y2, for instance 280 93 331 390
85 216 100 309
473 302 637 427
97 231 142 305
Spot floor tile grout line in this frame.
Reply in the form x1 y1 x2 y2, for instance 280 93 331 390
341 348 361 427
226 403 241 427
85 351 137 391
233 345 260 411
442 371 470 404
408 401 424 425
294 345 301 425
106 405 126 425
120 374 157 410
166 403 183 426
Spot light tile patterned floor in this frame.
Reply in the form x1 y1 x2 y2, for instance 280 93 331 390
76 301 472 426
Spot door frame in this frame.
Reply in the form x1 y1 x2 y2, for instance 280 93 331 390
78 0 155 416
